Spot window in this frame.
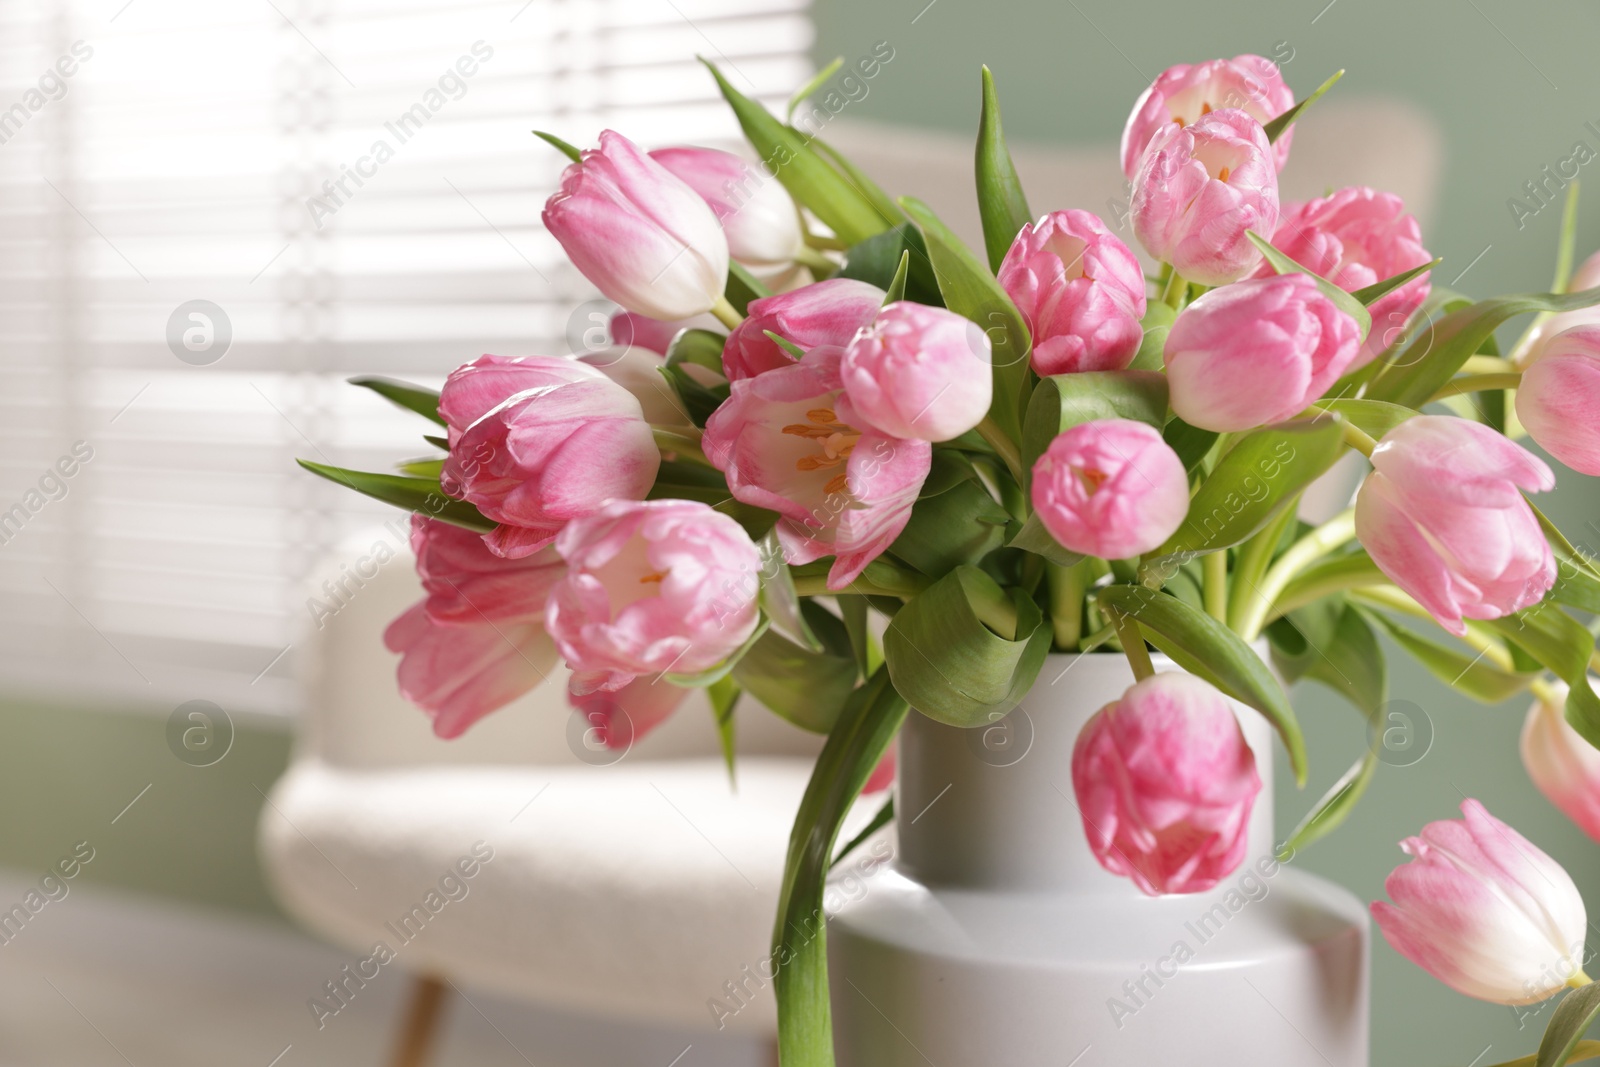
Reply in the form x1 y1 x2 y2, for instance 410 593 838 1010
0 0 812 714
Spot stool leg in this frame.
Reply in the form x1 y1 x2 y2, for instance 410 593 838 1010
388 975 450 1067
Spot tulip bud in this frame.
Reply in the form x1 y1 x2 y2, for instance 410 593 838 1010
1131 108 1279 286
1521 682 1600 843
440 355 660 559
649 145 803 268
1355 415 1555 636
997 210 1147 375
1121 55 1295 179
1031 419 1189 560
1164 274 1360 431
839 301 992 442
1514 250 1600 368
722 278 884 381
1514 324 1600 475
545 499 762 694
1071 672 1262 896
1372 799 1588 1004
1258 187 1433 369
543 130 730 321
383 517 563 739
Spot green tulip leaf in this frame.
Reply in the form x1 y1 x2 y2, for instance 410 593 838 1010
837 222 942 306
1351 258 1442 307
532 129 583 163
709 675 741 782
1364 610 1531 705
772 666 907 1066
1278 747 1378 859
1096 584 1307 784
975 65 1032 273
1144 417 1345 577
891 478 1011 576
1162 415 1219 475
1368 287 1600 407
297 459 492 532
786 57 844 120
348 375 444 426
1248 230 1372 341
1022 370 1169 484
1005 511 1085 568
884 566 1052 727
1261 69 1343 144
1314 398 1416 440
1534 982 1600 1067
1128 301 1175 372
701 59 888 247
734 602 859 733
1489 605 1600 747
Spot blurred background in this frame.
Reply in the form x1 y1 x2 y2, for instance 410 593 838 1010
0 0 1596 1063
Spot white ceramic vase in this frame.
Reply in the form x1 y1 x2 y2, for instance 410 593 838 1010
828 650 1370 1065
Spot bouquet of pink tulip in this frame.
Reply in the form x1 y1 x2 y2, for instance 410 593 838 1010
301 51 1600 1066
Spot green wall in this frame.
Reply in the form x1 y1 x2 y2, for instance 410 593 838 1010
0 696 290 917
809 0 1600 1061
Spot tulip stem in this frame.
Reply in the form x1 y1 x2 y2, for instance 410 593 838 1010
804 232 849 252
1312 406 1379 456
1462 355 1517 375
976 417 1025 484
652 426 712 466
1203 551 1229 624
792 244 838 275
1569 968 1595 989
1237 508 1357 641
1160 269 1188 310
1047 561 1086 651
710 295 745 330
1348 585 1519 672
1109 609 1155 681
1428 372 1522 402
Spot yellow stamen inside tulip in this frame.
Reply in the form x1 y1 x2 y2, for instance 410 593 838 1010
1075 466 1110 495
1200 102 1213 116
783 407 860 486
1217 166 1231 183
639 571 667 585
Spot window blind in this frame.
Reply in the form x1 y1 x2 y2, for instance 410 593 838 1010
0 0 812 715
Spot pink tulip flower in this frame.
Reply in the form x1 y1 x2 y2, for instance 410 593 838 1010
1372 799 1588 1004
650 146 803 268
722 278 884 381
1164 273 1360 431
383 517 563 739
1131 108 1279 286
1514 251 1600 367
997 210 1148 375
1121 55 1295 179
1071 672 1262 896
839 301 992 442
702 346 931 590
545 498 762 694
1515 325 1600 475
569 674 692 751
1031 419 1189 559
1355 415 1556 636
1522 683 1600 844
1258 188 1433 368
440 355 660 559
543 130 730 321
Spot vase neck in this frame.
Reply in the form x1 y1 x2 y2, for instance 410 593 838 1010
893 652 1278 896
